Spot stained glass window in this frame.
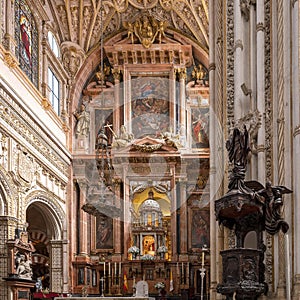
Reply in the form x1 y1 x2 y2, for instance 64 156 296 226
15 0 38 87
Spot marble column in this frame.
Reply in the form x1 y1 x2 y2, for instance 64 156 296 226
256 0 266 183
170 164 177 260
123 165 130 255
179 68 187 132
179 180 187 254
114 180 122 255
50 240 64 293
123 69 131 133
113 68 121 132
4 0 16 54
292 1 300 298
170 68 177 132
233 0 245 119
78 180 88 254
209 0 222 298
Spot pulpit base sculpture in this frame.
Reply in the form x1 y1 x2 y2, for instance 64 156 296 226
215 126 291 300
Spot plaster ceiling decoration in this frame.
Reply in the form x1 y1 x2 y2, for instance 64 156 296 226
47 0 208 53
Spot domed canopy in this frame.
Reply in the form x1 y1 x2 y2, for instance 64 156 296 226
139 191 162 213
140 199 161 211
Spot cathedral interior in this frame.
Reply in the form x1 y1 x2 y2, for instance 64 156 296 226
0 0 300 300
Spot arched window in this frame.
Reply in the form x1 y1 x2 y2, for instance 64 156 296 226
48 68 60 115
15 0 38 87
47 31 59 57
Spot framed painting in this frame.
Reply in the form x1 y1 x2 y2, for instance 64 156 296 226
191 209 210 248
191 107 209 148
131 76 170 138
96 215 113 249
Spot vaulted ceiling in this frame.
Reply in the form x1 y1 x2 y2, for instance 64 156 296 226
45 0 209 54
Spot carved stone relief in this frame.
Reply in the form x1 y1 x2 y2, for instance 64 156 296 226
0 87 69 177
61 42 85 80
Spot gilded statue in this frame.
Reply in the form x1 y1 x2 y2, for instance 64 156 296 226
123 15 168 48
95 64 110 86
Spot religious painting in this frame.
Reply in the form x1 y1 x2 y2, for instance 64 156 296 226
131 77 169 138
95 109 113 146
15 0 38 87
191 107 209 148
20 14 32 65
96 215 113 249
191 209 210 248
142 235 155 255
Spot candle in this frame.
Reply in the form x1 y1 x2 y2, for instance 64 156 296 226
115 262 117 275
202 251 205 266
109 262 111 276
119 262 121 275
176 262 179 275
182 262 184 275
104 262 106 275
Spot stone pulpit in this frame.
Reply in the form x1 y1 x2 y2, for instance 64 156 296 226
215 126 291 300
4 230 36 300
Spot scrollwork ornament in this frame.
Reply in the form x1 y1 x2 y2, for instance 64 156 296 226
113 0 129 12
129 0 159 9
159 0 173 11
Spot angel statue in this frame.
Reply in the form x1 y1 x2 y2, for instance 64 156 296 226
244 180 292 235
95 63 110 86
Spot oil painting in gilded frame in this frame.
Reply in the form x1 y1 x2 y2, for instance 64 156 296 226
131 76 170 138
191 106 209 148
191 209 210 248
96 215 113 249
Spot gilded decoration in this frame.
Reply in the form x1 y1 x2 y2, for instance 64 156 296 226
123 15 168 48
50 1 208 52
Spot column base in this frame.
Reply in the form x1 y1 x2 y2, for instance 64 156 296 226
276 285 286 300
292 274 300 299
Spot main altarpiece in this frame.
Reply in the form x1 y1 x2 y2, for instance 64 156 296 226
72 15 210 297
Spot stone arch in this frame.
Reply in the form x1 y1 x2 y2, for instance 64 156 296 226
25 192 67 289
25 191 65 240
